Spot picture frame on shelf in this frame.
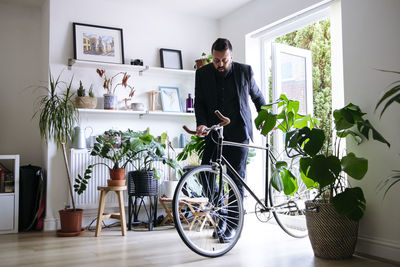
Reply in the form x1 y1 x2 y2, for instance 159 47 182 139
160 48 183 69
73 22 125 64
159 86 182 112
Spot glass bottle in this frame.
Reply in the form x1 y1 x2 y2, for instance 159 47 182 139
186 93 194 113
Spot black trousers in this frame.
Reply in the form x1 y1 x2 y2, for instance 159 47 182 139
200 133 249 229
201 132 249 195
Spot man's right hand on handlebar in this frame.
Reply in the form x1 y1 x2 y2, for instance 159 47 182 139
196 125 208 136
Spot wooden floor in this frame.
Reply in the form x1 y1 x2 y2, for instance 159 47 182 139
0 216 395 267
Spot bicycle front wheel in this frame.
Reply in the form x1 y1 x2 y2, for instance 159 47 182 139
269 178 311 238
172 165 244 257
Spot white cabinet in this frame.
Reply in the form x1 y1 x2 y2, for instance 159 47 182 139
0 155 19 234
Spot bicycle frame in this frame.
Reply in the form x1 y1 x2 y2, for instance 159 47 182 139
211 127 276 213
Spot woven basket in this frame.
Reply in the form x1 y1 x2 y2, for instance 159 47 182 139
75 96 97 109
128 170 158 196
305 200 359 260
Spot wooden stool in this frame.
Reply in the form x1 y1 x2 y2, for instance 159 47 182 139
95 186 127 237
183 197 216 232
159 197 190 225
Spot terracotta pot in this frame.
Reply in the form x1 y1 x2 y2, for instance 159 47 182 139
107 179 126 186
195 58 210 69
109 168 126 180
58 209 83 233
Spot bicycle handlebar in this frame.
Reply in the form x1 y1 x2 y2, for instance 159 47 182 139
183 110 230 135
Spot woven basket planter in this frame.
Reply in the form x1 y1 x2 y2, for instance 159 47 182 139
305 200 359 260
75 96 97 109
128 170 158 196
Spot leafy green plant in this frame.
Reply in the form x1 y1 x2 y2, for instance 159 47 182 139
375 69 400 117
254 94 318 195
201 52 213 63
276 103 390 221
74 129 178 194
177 135 205 162
34 71 79 209
375 69 400 197
126 129 178 176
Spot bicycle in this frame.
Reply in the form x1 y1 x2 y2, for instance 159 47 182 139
172 110 312 257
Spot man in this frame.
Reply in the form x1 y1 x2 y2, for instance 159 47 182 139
194 38 266 242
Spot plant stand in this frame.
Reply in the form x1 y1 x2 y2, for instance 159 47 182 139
95 185 127 237
127 171 158 231
128 195 157 231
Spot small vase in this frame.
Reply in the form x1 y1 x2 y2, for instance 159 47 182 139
104 94 118 110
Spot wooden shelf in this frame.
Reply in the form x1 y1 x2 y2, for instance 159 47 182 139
68 59 195 77
78 108 195 118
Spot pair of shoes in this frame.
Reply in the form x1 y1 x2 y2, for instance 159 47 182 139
212 219 227 239
219 228 236 243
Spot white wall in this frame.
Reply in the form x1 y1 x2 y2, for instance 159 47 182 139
43 0 219 230
220 0 400 262
0 2 43 166
341 0 400 261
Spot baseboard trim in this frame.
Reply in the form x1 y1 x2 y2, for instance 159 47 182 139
356 234 400 264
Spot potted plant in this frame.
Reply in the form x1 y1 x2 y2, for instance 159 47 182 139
74 129 136 192
34 71 82 235
257 101 390 259
126 129 178 196
96 68 135 110
195 52 212 70
375 69 400 197
75 81 97 109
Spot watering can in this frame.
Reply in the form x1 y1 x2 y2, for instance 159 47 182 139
71 126 93 149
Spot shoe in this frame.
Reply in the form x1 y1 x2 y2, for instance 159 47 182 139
212 219 227 238
219 228 236 243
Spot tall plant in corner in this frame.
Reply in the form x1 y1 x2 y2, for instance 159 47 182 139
375 69 400 197
34 71 78 210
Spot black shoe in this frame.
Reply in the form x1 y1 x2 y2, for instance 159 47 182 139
219 228 236 243
212 219 227 239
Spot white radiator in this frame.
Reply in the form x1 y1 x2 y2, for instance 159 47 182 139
69 148 173 209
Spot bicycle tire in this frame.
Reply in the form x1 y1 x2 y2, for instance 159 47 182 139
173 165 244 257
269 178 310 238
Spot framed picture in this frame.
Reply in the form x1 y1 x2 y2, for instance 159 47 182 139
159 86 182 112
160 48 183 69
73 22 124 64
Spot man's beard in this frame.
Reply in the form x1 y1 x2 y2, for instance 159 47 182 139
216 64 231 77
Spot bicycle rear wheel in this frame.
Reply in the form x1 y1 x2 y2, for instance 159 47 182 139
173 165 244 257
269 178 311 238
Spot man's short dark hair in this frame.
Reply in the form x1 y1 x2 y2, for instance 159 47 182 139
211 38 232 52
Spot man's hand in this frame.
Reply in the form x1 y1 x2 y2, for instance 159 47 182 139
196 125 208 136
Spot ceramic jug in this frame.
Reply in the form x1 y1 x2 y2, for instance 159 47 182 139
72 126 93 149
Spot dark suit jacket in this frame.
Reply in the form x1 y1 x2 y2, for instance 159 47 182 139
194 62 266 141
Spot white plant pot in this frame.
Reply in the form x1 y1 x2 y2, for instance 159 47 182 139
163 180 178 198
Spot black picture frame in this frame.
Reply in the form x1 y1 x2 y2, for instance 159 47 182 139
160 48 183 69
73 22 125 64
